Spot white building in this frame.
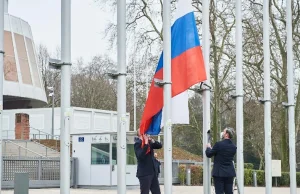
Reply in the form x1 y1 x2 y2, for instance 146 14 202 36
2 107 140 186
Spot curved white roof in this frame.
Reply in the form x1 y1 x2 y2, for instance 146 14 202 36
3 13 47 109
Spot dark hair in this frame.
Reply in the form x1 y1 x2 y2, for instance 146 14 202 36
225 127 235 139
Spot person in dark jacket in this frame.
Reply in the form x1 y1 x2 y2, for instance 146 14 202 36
154 153 161 177
205 127 237 194
134 132 162 194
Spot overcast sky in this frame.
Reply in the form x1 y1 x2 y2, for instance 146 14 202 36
8 0 113 63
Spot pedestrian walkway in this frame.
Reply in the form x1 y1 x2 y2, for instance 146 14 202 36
1 186 300 194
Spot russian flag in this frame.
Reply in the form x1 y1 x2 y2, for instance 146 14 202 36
139 0 207 136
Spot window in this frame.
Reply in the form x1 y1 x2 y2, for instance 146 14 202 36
112 143 137 165
91 144 110 165
91 143 137 165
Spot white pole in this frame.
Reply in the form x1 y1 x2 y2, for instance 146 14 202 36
134 58 136 132
202 0 211 193
52 92 55 138
263 0 272 193
163 0 172 194
60 0 71 194
117 0 127 193
0 0 4 193
286 0 297 193
235 0 244 193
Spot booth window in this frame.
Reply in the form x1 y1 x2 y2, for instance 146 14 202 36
91 144 110 164
112 143 137 165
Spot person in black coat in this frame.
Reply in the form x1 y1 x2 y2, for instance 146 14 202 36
154 153 161 177
134 133 162 194
205 127 237 194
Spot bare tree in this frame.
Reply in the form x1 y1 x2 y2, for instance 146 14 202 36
241 0 300 170
36 44 61 107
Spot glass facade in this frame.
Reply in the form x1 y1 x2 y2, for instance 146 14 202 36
14 33 32 85
4 31 18 82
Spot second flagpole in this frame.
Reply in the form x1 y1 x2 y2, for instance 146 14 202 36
202 0 211 194
163 0 172 194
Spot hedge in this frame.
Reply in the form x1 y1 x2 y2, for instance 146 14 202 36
178 164 300 187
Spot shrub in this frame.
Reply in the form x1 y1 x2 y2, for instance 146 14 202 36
244 163 254 169
177 165 203 185
191 165 203 185
178 165 186 185
255 170 265 186
279 172 290 186
244 169 253 186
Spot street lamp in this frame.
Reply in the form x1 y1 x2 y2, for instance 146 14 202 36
47 86 55 139
48 56 72 194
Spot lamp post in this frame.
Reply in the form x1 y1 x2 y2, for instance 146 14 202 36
47 86 55 138
49 57 72 194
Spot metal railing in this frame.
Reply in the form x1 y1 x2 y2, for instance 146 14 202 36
3 140 48 159
2 127 60 140
2 127 61 151
30 140 60 157
2 129 15 139
29 127 60 141
30 127 60 152
2 157 77 189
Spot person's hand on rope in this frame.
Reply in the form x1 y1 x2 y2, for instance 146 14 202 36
143 134 149 144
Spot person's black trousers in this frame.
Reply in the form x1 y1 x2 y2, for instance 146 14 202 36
213 176 234 194
138 174 161 194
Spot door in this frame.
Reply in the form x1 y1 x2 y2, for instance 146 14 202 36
90 134 111 186
72 135 91 186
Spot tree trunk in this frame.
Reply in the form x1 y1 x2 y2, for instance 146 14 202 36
280 58 289 171
210 0 221 144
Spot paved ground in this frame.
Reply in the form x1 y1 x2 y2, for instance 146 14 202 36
2 186 300 194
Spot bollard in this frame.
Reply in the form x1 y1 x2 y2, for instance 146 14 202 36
186 168 191 186
253 171 257 187
14 173 29 194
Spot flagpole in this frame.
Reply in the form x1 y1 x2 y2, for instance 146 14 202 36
263 0 272 193
235 0 244 193
286 0 296 193
60 0 71 194
202 0 211 193
134 54 137 132
163 0 172 193
117 0 127 193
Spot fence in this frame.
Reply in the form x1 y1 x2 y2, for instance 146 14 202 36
2 128 60 141
158 160 204 184
2 157 77 189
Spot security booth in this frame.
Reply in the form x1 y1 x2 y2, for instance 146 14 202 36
72 131 139 187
